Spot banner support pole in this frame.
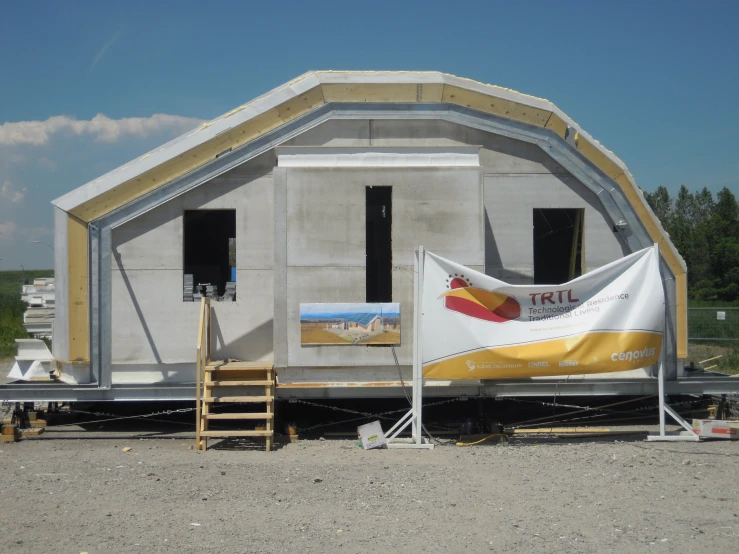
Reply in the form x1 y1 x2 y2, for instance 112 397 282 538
648 243 700 442
386 246 433 449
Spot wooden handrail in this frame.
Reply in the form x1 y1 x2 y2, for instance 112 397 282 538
195 297 211 450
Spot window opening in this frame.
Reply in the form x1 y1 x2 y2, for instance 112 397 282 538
183 210 236 302
533 208 584 285
366 187 392 302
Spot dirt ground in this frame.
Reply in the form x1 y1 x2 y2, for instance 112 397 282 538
1 424 738 553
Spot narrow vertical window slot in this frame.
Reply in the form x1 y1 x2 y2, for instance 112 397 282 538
366 187 392 302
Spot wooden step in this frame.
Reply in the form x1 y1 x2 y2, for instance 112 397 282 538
200 430 273 438
202 413 273 420
202 396 273 403
205 380 274 387
205 361 273 372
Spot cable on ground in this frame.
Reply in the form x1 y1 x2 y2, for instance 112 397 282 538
456 433 505 447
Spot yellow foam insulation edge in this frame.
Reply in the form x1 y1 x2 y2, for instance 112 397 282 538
67 215 89 363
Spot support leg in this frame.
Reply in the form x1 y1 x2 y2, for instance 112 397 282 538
647 361 700 442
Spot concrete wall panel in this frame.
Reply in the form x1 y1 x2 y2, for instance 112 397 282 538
110 268 273 365
392 168 484 266
113 173 274 271
281 164 484 368
110 160 276 369
286 171 367 267
282 119 370 147
484 174 628 283
370 119 567 174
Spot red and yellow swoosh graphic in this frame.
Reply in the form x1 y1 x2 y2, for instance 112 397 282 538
440 287 521 323
424 331 663 379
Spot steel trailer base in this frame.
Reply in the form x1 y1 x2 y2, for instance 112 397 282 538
1 377 738 403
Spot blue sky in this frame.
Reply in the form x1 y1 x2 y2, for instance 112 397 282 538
301 303 400 318
1 0 738 269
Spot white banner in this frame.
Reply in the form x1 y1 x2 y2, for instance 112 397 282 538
422 247 664 379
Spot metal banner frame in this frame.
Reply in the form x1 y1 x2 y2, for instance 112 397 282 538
386 246 434 449
384 243 699 445
648 243 700 442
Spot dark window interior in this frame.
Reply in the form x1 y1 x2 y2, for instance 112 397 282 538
366 187 392 302
533 208 584 285
183 210 236 301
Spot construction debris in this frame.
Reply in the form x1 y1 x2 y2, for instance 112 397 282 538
20 277 55 338
692 419 739 439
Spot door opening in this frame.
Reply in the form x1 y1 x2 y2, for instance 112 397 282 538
366 187 392 302
533 208 584 285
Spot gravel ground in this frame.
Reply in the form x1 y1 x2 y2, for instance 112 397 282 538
1 425 738 553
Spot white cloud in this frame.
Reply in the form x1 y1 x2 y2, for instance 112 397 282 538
1 181 25 203
37 157 56 170
28 227 53 238
0 221 17 240
0 113 205 146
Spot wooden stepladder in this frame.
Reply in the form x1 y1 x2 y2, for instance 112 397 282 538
195 298 274 451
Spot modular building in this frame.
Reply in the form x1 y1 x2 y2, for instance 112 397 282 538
4 71 737 402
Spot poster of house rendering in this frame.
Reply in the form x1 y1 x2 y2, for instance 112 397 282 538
300 303 401 346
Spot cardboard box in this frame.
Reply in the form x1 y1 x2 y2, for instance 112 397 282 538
692 419 739 439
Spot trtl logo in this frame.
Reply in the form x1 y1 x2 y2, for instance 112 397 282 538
440 275 521 323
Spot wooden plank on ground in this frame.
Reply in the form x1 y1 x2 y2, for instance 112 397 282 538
513 427 611 434
20 428 44 437
200 430 273 437
206 380 274 386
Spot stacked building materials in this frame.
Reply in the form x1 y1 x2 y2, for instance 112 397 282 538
222 281 236 301
204 284 217 298
21 278 55 338
183 274 194 302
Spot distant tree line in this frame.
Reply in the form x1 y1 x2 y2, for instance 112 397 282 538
644 186 739 301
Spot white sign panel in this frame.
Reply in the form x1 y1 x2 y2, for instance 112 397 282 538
717 311 726 321
422 247 664 379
